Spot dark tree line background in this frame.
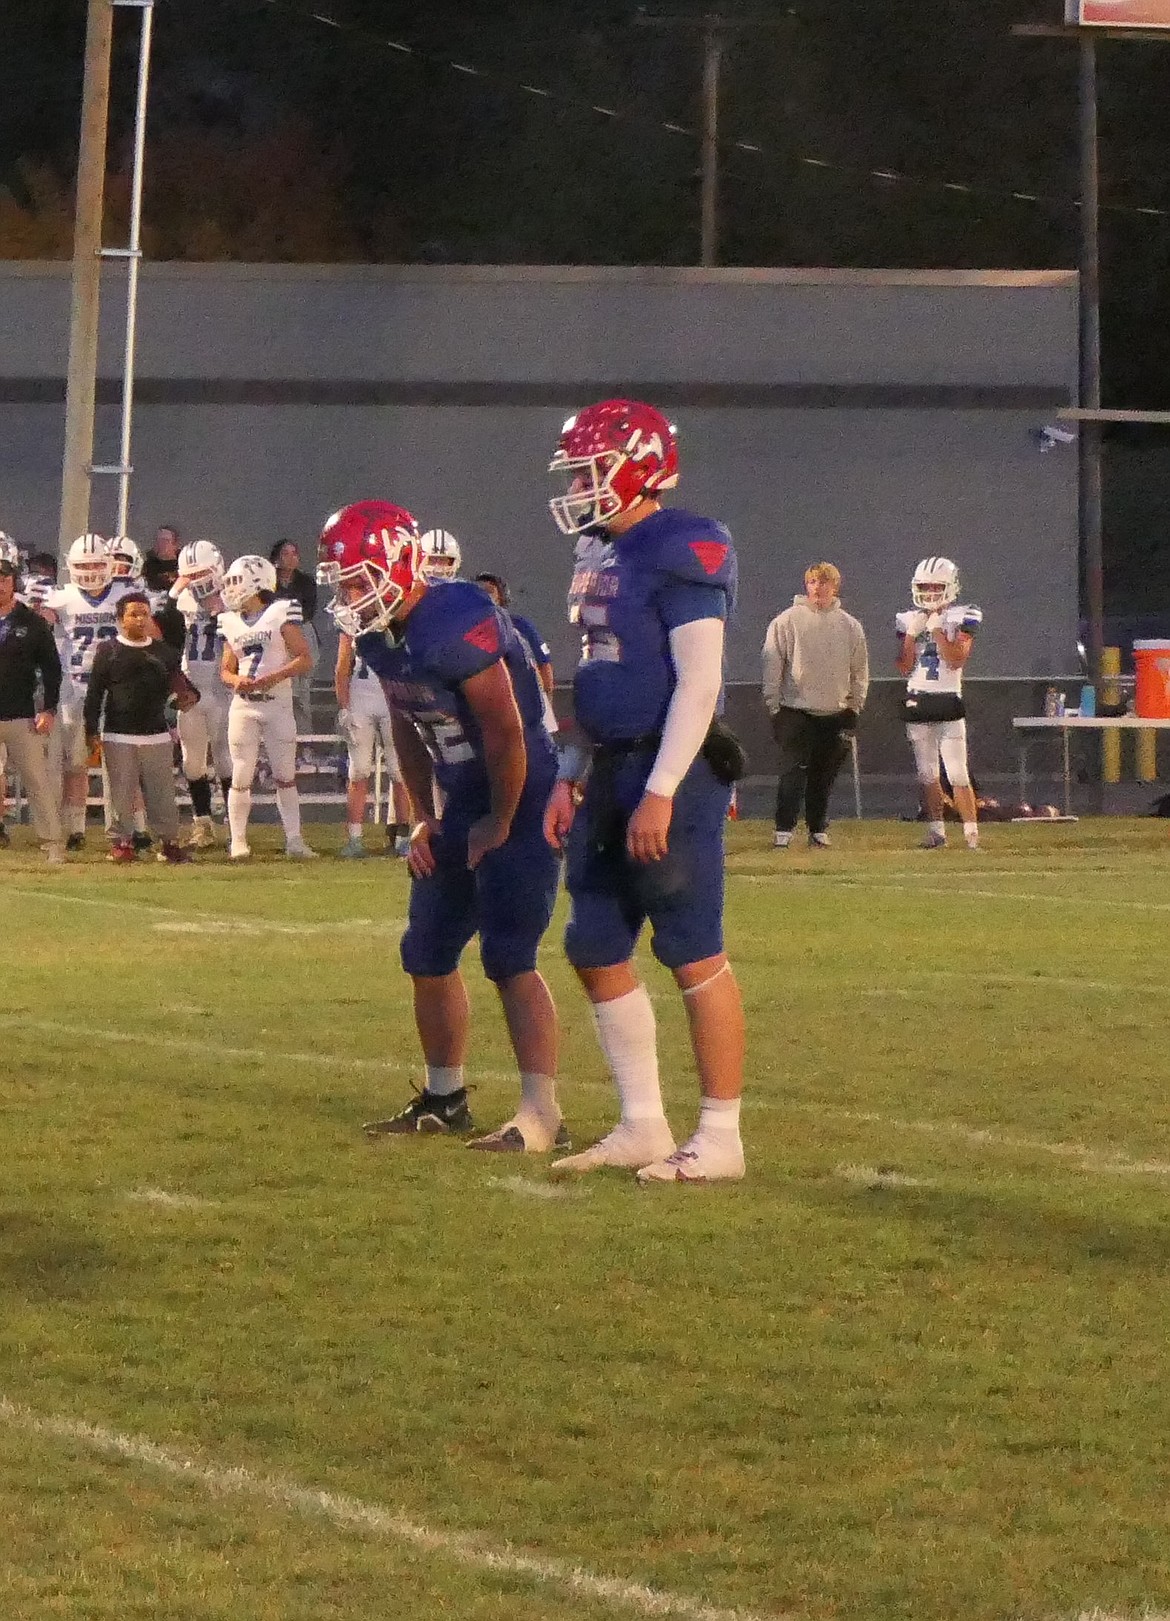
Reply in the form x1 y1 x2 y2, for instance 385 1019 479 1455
4 0 1170 606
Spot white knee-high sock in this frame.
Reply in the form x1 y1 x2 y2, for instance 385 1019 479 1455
228 786 251 846
591 987 666 1125
275 785 302 843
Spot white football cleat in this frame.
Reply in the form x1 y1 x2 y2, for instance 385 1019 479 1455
186 819 218 849
284 840 318 859
550 1119 676 1177
229 843 252 861
636 1134 746 1186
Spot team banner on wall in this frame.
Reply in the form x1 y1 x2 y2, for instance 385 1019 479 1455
1068 0 1170 25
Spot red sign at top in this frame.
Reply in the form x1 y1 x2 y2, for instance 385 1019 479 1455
1070 0 1170 25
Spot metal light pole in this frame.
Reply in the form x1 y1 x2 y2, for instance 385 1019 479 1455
59 0 114 553
1077 33 1104 684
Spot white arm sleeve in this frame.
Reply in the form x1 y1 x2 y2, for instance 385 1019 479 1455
645 617 725 799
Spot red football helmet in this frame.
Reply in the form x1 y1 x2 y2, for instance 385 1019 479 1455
548 398 679 535
317 500 422 635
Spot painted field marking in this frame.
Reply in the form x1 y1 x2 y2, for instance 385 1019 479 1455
0 1396 781 1621
6 1013 1169 1180
125 1187 218 1210
731 873 1170 915
487 1174 587 1201
5 885 403 937
834 1164 929 1190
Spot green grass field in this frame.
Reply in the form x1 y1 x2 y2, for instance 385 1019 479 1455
3 817 1170 1621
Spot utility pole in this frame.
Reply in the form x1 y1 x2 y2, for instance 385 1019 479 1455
1013 18 1170 686
635 10 794 267
59 0 115 554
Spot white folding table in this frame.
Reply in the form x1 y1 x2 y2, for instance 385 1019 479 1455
1012 715 1170 814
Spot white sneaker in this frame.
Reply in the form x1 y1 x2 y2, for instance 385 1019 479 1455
808 830 831 849
550 1119 676 1177
187 819 217 850
229 843 252 861
285 840 318 859
772 830 792 849
468 1116 569 1154
964 833 981 851
636 1133 746 1185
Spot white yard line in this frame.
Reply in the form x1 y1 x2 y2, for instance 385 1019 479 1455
125 1187 218 1210
5 1013 1168 1178
6 885 402 937
731 873 1170 915
0 1396 780 1621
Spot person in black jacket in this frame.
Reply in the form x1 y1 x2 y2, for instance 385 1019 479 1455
0 542 65 861
83 593 198 864
269 540 319 735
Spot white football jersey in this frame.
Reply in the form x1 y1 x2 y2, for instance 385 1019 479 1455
176 587 229 697
46 579 135 694
348 648 390 716
219 597 302 703
903 602 982 696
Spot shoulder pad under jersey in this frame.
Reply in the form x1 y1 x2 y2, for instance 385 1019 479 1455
636 508 737 593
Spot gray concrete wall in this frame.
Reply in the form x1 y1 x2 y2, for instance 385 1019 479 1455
0 263 1079 681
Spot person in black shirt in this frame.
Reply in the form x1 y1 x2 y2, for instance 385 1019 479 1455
269 541 319 735
0 540 65 861
83 593 198 864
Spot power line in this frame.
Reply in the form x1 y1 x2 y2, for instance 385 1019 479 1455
252 0 1170 225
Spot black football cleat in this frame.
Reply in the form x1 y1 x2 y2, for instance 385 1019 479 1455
363 1088 475 1137
65 833 86 852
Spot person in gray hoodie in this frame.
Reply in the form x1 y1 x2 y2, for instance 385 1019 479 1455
761 562 869 848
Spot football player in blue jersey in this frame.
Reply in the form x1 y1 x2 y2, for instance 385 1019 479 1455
318 501 565 1153
473 573 555 699
543 399 747 1185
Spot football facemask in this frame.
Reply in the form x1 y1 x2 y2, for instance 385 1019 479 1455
911 556 960 611
67 533 114 594
549 399 679 536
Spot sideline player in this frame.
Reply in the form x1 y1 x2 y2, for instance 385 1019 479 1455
895 556 983 851
219 554 316 860
334 629 412 858
418 528 462 582
172 540 234 847
543 398 746 1185
40 534 134 850
318 500 564 1152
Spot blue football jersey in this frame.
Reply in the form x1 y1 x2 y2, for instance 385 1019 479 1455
568 507 736 743
510 612 551 669
357 581 554 800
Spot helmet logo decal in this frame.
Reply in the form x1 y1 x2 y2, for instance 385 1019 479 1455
626 430 664 463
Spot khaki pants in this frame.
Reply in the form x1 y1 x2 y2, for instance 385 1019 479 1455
102 738 180 844
0 718 64 845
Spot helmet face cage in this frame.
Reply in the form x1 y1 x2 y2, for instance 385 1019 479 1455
179 541 225 602
221 554 276 611
418 529 461 580
68 533 113 593
548 448 628 536
110 536 144 580
911 557 960 611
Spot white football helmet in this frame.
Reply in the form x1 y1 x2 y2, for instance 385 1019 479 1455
419 528 462 581
179 539 226 602
221 554 277 611
67 533 114 593
911 556 960 611
0 534 20 575
109 535 144 580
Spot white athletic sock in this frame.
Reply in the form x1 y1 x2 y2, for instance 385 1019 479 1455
275 785 302 843
518 1071 559 1118
347 822 363 840
66 803 86 838
928 820 945 839
133 806 147 834
426 1065 465 1097
228 786 251 847
591 987 667 1125
695 1096 742 1137
963 821 978 840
